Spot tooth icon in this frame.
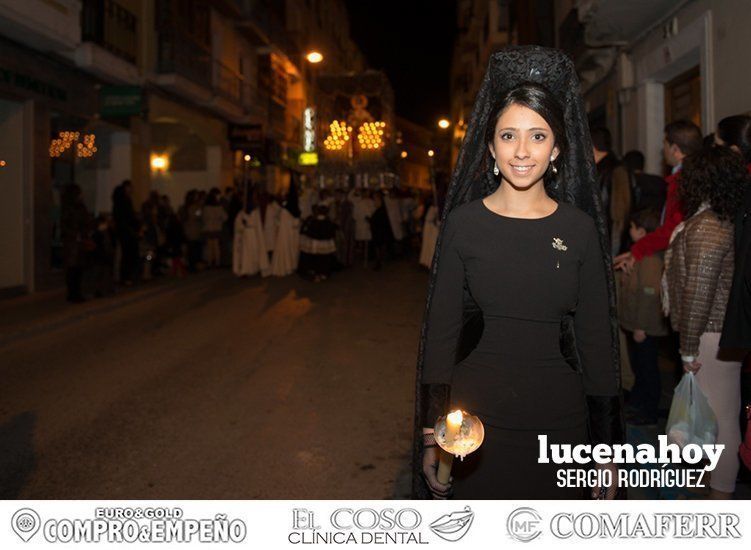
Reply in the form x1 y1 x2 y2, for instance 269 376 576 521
12 508 40 542
429 506 475 542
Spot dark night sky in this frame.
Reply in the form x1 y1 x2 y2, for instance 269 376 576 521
344 1 457 129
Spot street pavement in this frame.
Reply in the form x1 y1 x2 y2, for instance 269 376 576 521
0 260 428 499
2 260 748 500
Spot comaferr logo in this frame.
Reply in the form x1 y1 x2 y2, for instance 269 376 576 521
507 507 542 542
429 506 475 542
550 512 742 539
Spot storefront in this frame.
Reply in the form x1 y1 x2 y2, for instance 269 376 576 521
0 36 102 294
146 92 233 209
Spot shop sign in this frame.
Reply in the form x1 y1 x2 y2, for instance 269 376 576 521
100 86 142 117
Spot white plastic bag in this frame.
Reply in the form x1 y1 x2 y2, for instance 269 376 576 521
665 372 718 449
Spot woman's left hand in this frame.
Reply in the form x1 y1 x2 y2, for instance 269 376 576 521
592 462 619 499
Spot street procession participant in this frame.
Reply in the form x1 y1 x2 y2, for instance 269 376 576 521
413 45 624 500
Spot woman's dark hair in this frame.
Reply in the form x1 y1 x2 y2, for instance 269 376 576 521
717 114 751 164
590 127 612 153
206 188 221 206
679 145 749 221
623 150 645 173
629 208 660 233
484 82 568 182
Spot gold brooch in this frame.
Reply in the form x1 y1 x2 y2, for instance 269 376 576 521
552 237 567 251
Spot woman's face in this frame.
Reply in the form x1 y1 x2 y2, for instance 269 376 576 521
488 103 558 188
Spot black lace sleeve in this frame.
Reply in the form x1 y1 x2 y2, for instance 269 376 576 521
420 383 450 429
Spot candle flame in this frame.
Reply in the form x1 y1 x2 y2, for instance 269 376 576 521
447 409 463 426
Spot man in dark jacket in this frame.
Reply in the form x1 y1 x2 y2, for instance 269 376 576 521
61 184 91 303
721 183 751 350
592 127 632 257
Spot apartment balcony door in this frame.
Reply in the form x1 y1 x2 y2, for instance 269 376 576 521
664 66 701 129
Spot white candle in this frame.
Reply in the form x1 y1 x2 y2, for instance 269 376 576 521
437 410 463 484
445 410 463 444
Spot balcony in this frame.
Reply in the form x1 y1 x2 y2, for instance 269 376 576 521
154 27 213 104
75 0 140 84
81 0 137 63
206 60 245 121
213 60 242 103
0 0 80 54
241 81 267 123
235 0 291 54
579 0 679 45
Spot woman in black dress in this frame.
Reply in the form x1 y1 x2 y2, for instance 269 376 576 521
412 47 624 500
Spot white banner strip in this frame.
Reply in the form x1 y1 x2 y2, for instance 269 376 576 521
2 500 749 549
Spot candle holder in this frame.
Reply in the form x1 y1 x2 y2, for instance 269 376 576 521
433 409 484 484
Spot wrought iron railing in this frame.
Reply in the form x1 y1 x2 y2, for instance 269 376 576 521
157 26 212 89
81 0 138 64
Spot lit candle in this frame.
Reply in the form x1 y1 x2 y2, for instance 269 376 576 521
437 410 463 484
445 409 463 443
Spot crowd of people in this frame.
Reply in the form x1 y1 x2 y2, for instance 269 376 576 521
61 182 245 303
416 114 751 499
612 114 750 499
59 176 444 302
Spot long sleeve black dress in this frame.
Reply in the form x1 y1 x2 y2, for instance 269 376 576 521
421 198 619 499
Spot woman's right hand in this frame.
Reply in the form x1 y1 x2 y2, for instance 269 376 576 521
422 445 452 499
683 359 701 374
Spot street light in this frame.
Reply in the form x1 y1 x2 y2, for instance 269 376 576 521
150 153 169 173
401 150 408 159
305 51 324 167
437 118 450 129
306 51 323 64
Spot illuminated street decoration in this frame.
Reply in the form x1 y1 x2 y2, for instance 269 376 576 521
49 131 97 158
303 107 316 152
50 131 78 157
77 133 97 158
357 121 385 151
323 120 352 151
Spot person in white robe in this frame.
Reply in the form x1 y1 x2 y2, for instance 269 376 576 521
233 204 270 277
383 190 404 241
262 198 281 253
350 189 374 242
419 201 439 268
271 182 301 277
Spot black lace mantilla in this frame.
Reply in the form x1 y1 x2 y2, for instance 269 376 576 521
411 45 625 499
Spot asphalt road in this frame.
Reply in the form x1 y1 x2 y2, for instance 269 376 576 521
0 260 428 499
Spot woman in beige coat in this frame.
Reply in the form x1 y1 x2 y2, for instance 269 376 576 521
665 145 749 498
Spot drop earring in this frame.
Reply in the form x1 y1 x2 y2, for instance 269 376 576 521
493 163 499 176
550 155 558 175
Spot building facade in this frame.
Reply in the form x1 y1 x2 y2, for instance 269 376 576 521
557 0 751 172
0 0 365 296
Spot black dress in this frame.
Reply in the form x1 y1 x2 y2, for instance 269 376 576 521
421 198 618 499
